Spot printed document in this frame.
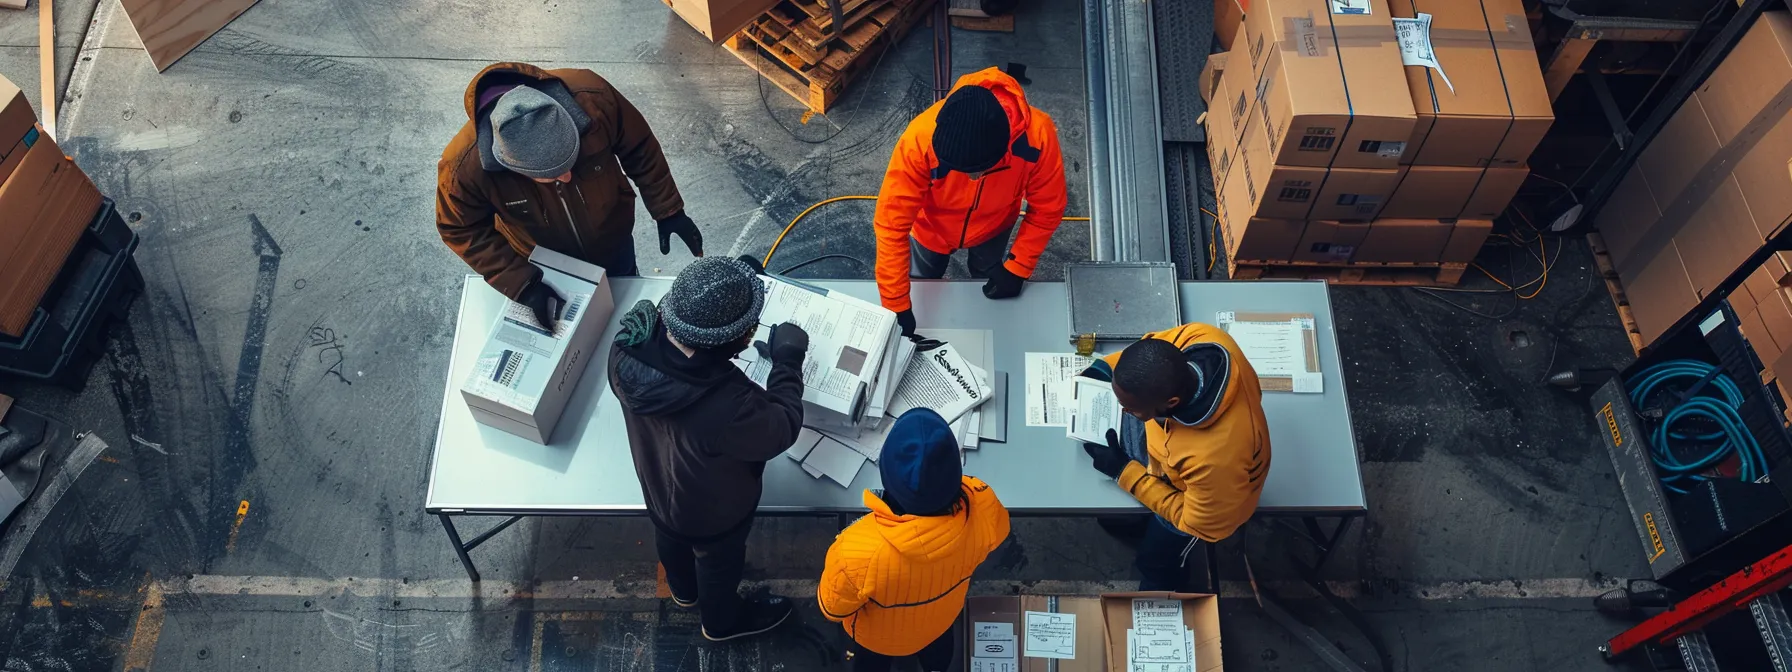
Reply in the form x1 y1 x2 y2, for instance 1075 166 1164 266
1025 353 1094 427
889 343 992 423
1066 378 1122 444
742 277 896 417
1023 611 1076 660
972 622 1018 672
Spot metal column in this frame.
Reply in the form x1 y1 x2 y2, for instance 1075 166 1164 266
1084 0 1171 262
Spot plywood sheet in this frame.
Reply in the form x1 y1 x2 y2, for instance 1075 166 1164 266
119 0 261 71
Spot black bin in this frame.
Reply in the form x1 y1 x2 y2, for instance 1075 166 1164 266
0 198 142 387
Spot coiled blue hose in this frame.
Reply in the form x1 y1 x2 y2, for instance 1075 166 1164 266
1627 360 1772 494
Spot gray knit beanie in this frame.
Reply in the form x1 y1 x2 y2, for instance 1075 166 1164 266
661 258 765 349
490 87 580 180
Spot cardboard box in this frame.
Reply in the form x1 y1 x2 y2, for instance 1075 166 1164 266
1442 218 1494 263
1728 116 1792 242
1215 0 1246 51
1384 166 1477 219
1636 96 1720 212
0 73 34 161
461 247 614 444
1293 220 1371 262
0 133 104 338
0 125 38 185
1241 0 1416 169
666 0 780 42
1100 592 1223 672
1463 165 1528 220
1390 0 1550 166
1355 218 1453 263
1624 241 1699 344
1309 168 1398 220
1200 52 1230 105
1205 76 1240 185
964 595 1107 671
1692 12 1792 147
1231 107 1328 220
1760 289 1792 353
1672 176 1760 294
1597 168 1663 270
1740 304 1782 365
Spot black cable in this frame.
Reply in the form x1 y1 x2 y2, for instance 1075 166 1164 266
779 253 870 275
755 34 896 145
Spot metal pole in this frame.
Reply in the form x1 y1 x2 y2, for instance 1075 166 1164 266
1083 0 1115 261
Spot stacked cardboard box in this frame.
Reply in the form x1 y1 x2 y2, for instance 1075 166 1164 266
0 74 105 339
1597 12 1792 348
963 592 1222 671
1206 0 1549 270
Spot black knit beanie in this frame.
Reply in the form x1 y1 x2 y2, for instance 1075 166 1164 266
932 86 1010 174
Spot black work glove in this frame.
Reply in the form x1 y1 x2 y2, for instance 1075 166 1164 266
982 263 1025 299
754 322 810 366
896 309 917 337
736 255 766 275
657 211 704 256
517 279 564 330
1084 429 1136 480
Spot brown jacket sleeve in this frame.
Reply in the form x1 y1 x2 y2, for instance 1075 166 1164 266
436 155 536 300
598 87 685 222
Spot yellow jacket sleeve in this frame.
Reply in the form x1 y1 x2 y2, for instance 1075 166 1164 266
818 536 870 622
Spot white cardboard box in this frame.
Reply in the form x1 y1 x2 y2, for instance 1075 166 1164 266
460 247 614 444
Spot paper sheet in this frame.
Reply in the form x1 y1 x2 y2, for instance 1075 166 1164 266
1132 598 1184 631
890 343 992 422
972 622 1019 672
804 437 866 487
817 419 892 462
1067 377 1123 444
1023 611 1077 659
1223 321 1306 376
1393 13 1454 92
1126 627 1197 672
1026 353 1095 427
746 277 897 417
784 428 824 462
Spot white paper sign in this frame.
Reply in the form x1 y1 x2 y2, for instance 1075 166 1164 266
1024 611 1077 660
1393 13 1454 93
1025 353 1095 427
1330 0 1369 14
1293 371 1325 394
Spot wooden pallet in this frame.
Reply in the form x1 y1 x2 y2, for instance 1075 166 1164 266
726 0 930 113
1587 232 1648 354
950 13 1014 31
1226 258 1467 286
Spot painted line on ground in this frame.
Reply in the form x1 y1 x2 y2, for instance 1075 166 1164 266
120 577 165 672
0 433 109 588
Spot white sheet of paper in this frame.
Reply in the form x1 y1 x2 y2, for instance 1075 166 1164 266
1132 598 1185 631
1126 627 1196 671
1026 353 1094 427
748 277 896 417
1023 611 1077 659
1393 13 1454 92
803 437 866 488
890 343 991 422
785 428 825 462
1067 377 1122 444
800 461 824 478
1292 371 1324 394
1223 320 1305 376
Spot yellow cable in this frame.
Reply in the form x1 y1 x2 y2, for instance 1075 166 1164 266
764 196 1091 267
1200 208 1220 273
1516 231 1549 300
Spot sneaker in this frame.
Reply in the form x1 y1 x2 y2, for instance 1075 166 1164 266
702 595 794 642
671 593 698 608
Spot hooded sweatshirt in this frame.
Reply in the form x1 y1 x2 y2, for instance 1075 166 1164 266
438 63 685 300
873 67 1069 313
1084 323 1272 542
608 302 804 541
818 477 1011 655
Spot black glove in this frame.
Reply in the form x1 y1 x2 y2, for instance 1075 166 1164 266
1083 429 1135 480
736 255 766 275
657 211 704 256
517 279 564 330
754 322 810 366
896 309 917 337
982 263 1025 299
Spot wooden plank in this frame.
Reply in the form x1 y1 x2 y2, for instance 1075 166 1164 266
1587 232 1647 354
118 0 262 71
37 0 52 137
952 13 1014 32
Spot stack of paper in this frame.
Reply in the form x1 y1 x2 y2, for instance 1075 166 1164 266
1127 598 1196 672
1024 352 1095 428
1216 311 1323 394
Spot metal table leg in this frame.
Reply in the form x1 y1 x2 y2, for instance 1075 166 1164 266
440 513 479 582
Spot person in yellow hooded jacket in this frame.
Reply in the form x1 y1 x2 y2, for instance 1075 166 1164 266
1078 322 1271 591
819 408 1012 671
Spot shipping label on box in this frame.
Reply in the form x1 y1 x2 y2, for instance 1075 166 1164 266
461 246 614 444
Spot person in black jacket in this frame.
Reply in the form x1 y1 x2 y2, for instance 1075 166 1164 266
608 256 809 642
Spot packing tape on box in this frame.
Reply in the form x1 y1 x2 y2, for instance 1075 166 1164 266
1284 14 1528 57
1614 78 1792 282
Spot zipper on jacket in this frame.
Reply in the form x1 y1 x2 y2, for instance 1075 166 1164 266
554 183 586 254
959 180 987 249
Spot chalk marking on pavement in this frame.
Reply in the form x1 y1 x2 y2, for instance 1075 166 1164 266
0 432 109 588
129 435 167 455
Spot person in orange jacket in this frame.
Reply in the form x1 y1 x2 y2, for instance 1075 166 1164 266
819 408 1012 671
1078 323 1271 591
873 67 1068 336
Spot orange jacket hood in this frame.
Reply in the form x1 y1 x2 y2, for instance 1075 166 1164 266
946 68 1032 147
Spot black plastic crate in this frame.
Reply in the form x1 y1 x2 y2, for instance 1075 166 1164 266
0 199 141 387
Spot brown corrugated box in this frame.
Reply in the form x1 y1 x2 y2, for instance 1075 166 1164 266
1241 0 1415 170
1219 161 1305 262
666 0 780 42
1442 218 1494 263
1384 166 1477 219
1464 165 1528 219
1206 74 1240 186
1293 220 1370 262
1624 241 1699 344
1310 168 1398 220
1758 290 1792 357
1232 100 1328 220
1707 12 1792 242
1100 593 1224 672
964 595 1107 672
1355 218 1452 263
1201 52 1231 105
1216 1 1247 51
1739 304 1780 365
1391 0 1552 167
0 125 36 185
1597 168 1663 270
0 133 105 337
0 74 36 166
1636 96 1720 214
1672 176 1760 294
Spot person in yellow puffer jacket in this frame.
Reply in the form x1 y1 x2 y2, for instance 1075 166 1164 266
819 408 1012 671
1078 322 1271 591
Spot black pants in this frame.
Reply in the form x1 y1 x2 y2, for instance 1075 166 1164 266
909 227 1014 280
654 520 752 631
849 615 959 672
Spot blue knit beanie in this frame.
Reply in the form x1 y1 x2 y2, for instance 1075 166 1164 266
880 408 963 514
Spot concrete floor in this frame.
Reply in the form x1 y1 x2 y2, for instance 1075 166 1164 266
0 0 1665 670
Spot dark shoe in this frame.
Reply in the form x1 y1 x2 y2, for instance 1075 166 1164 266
671 593 698 608
702 595 794 642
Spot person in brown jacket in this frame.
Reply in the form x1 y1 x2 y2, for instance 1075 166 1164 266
437 63 703 327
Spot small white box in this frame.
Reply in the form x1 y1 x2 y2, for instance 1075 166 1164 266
460 247 614 444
